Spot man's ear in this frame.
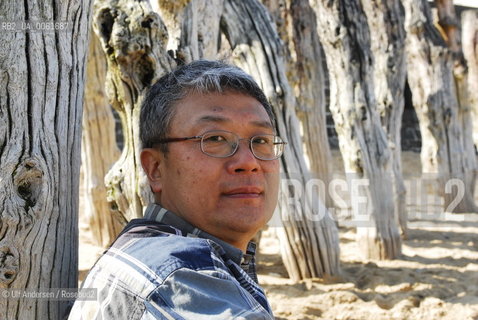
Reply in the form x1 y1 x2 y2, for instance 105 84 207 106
140 148 164 194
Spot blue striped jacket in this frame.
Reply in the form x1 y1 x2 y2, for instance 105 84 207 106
68 204 274 319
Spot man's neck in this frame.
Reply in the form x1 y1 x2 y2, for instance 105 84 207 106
143 203 256 265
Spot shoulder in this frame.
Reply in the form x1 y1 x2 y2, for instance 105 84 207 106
94 220 227 284
118 231 224 276
147 267 273 320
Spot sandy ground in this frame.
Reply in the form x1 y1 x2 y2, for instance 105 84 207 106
79 151 478 319
258 214 478 320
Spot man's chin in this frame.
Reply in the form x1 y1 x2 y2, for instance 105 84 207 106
223 214 267 232
220 195 264 207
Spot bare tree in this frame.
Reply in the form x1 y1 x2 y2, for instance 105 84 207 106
462 10 478 148
261 0 333 208
0 0 93 318
403 0 478 213
435 0 477 214
310 0 402 259
92 0 174 221
362 0 408 237
81 32 124 247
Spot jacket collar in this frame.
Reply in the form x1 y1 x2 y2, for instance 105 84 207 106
143 203 256 266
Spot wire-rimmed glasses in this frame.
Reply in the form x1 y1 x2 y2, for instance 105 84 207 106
153 130 286 160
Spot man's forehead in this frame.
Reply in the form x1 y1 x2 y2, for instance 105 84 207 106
195 114 273 129
168 90 273 133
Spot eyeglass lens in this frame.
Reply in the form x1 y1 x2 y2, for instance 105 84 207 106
200 131 283 160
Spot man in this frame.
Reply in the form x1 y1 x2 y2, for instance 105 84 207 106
69 60 285 319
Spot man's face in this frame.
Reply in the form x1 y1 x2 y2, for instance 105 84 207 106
142 91 280 250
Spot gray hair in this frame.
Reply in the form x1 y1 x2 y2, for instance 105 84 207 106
140 60 275 152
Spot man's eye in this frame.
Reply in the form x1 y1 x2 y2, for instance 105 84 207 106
253 137 271 144
204 135 226 142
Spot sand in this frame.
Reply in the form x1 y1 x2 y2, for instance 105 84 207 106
79 151 478 319
258 215 478 320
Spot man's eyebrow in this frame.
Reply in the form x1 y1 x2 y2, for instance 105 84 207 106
196 115 230 124
196 115 273 129
251 120 273 129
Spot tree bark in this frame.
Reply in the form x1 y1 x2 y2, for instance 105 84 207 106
92 0 174 221
362 0 408 237
435 0 477 214
153 0 224 62
403 0 478 213
81 32 124 248
310 0 402 259
261 0 333 208
0 0 93 318
221 0 341 281
435 0 464 56
462 10 478 149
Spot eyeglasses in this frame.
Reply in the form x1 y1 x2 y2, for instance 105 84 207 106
153 130 287 160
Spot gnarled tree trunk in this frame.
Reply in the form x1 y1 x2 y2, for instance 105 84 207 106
462 11 478 149
403 0 478 214
310 0 401 259
92 0 174 221
362 0 408 237
261 0 333 208
221 0 341 281
435 0 477 214
0 0 93 318
81 32 124 248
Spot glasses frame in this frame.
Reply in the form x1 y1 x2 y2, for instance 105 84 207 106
152 130 287 160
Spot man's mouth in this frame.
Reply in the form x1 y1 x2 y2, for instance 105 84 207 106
222 187 263 198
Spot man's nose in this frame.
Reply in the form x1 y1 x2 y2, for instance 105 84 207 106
227 140 260 173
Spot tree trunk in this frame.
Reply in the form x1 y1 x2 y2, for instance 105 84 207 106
92 0 174 221
403 0 478 214
310 0 402 259
261 0 333 208
362 0 408 237
153 0 224 62
221 0 341 281
81 32 124 248
462 11 478 149
0 0 93 318
435 0 477 214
